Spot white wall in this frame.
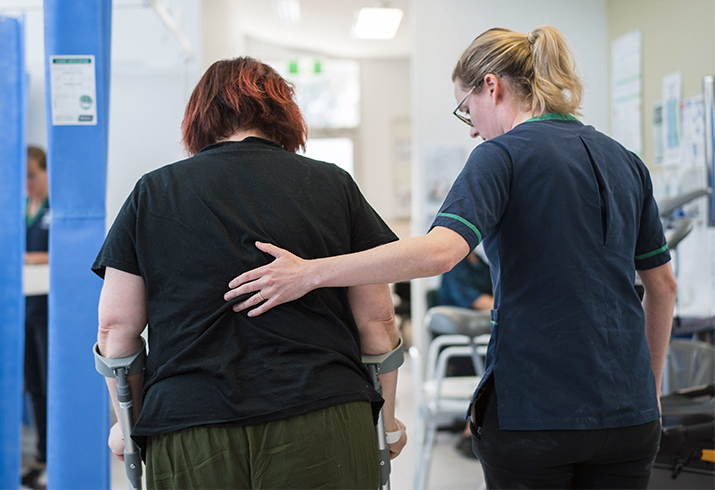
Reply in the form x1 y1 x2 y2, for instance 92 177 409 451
359 58 411 233
107 0 202 225
409 0 609 352
3 0 203 228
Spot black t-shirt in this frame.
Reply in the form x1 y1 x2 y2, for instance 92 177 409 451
92 138 397 448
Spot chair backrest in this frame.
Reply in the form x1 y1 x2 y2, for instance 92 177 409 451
425 306 492 337
662 339 715 395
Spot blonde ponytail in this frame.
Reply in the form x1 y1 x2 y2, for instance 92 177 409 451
452 25 583 117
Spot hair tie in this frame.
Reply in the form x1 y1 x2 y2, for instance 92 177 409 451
526 31 536 45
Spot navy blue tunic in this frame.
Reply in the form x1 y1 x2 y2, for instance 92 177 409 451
25 199 50 328
431 115 670 430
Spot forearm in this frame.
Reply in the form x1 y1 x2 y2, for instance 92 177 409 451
25 251 49 264
358 316 400 357
98 325 145 423
309 228 469 289
227 227 470 317
378 370 398 431
348 283 402 430
97 326 144 360
638 263 677 395
643 293 674 395
97 267 149 422
471 293 494 311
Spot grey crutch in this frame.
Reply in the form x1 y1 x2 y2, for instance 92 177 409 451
362 337 405 490
93 338 147 490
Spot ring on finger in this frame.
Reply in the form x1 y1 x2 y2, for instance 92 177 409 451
257 291 265 301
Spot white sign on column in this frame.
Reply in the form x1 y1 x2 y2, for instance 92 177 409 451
49 55 97 126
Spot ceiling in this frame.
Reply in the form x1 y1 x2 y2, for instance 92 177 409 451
227 0 411 59
0 0 411 59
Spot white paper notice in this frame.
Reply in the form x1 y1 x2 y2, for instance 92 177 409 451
662 71 682 165
652 101 664 165
49 55 97 126
679 94 706 170
611 30 642 156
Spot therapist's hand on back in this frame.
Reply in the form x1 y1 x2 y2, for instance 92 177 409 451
224 241 311 316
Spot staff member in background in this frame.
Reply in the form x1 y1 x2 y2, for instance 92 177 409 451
225 26 677 489
23 145 50 489
93 57 406 490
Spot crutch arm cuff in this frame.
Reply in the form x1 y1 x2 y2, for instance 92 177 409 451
94 338 147 378
361 337 404 374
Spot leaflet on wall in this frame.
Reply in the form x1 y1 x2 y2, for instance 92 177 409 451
392 118 412 219
49 55 97 126
423 145 465 213
652 101 664 165
610 30 642 156
662 71 682 165
679 94 706 170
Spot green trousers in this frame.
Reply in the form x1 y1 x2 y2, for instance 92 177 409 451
145 401 379 489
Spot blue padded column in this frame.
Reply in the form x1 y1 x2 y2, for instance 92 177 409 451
0 15 27 490
44 1 111 488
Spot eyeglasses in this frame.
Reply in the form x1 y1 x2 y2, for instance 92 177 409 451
452 86 475 126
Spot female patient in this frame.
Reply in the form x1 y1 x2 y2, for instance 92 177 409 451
93 57 406 489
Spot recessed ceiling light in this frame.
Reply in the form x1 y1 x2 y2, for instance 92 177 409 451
274 0 301 26
352 7 403 40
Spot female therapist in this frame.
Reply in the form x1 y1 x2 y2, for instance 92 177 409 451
226 26 677 489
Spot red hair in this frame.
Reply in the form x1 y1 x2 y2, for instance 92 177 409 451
182 57 307 155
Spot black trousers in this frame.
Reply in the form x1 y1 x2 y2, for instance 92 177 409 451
24 296 48 462
470 380 661 489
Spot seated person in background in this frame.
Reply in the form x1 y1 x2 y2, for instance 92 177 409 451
436 249 493 311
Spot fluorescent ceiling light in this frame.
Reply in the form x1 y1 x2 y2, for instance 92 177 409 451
352 7 403 40
274 0 301 25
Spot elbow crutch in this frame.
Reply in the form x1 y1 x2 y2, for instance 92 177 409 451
93 339 147 490
362 337 405 490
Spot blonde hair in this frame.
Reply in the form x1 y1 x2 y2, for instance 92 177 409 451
452 26 583 117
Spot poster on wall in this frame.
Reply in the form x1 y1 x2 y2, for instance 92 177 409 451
679 94 705 170
662 71 682 165
423 145 464 208
652 101 664 165
610 30 642 156
49 55 97 126
392 118 411 219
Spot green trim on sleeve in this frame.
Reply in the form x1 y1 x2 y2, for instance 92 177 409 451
436 213 483 243
635 244 669 260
